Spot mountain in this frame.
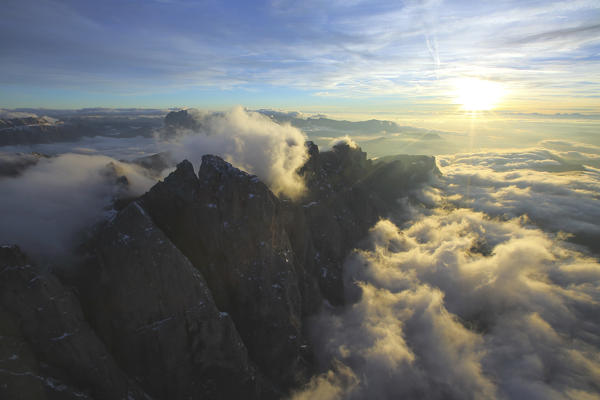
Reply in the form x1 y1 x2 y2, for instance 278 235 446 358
258 110 403 136
163 109 203 136
0 142 438 399
0 112 163 146
0 116 58 130
254 109 457 158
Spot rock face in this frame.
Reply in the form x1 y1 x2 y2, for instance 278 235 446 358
141 156 307 388
0 116 57 130
163 109 202 137
288 143 382 305
136 145 438 388
366 154 441 203
0 118 84 146
77 201 271 399
0 245 149 400
131 152 174 179
0 141 439 399
285 143 438 305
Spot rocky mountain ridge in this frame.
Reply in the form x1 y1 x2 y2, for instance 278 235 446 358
0 113 162 146
0 142 439 399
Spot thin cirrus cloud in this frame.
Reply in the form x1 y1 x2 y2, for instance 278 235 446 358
1 0 599 107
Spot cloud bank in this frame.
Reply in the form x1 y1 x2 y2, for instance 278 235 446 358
166 107 308 198
295 210 600 399
294 139 600 399
435 144 600 252
329 136 359 150
0 153 155 259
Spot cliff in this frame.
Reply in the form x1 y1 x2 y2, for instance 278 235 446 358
0 142 438 398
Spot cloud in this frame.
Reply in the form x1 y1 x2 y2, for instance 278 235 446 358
329 136 359 149
290 361 358 400
0 107 309 260
0 153 155 260
435 146 600 250
165 107 308 198
1 135 162 161
295 210 600 399
509 23 600 46
2 0 598 107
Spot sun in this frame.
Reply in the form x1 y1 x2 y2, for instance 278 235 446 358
453 78 505 111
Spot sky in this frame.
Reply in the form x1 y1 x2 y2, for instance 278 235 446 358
1 3 600 395
1 0 599 114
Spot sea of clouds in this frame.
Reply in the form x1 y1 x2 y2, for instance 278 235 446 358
292 140 600 400
295 210 600 399
434 141 600 250
1 109 599 399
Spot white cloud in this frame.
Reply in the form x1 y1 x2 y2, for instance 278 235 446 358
0 153 155 260
166 107 308 198
435 146 600 243
1 135 162 161
295 210 600 399
329 136 359 149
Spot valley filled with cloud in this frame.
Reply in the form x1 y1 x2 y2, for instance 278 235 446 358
1 0 599 397
1 108 598 399
295 176 600 400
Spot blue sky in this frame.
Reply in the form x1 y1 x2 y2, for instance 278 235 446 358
1 0 599 113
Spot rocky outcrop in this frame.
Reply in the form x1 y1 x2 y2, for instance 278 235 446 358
365 154 441 203
76 201 272 399
0 140 440 399
0 121 85 146
140 156 308 388
0 116 57 130
0 245 149 400
134 144 438 388
131 152 174 179
286 142 424 305
163 109 202 137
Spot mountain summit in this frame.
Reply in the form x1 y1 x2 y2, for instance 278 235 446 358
0 143 438 399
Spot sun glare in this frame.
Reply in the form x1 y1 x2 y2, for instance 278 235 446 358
454 78 505 111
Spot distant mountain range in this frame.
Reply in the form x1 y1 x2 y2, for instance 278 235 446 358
0 108 452 158
0 111 164 146
257 109 402 135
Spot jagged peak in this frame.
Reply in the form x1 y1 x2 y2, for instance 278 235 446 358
200 154 253 180
305 141 319 157
175 159 194 174
160 159 198 185
332 142 362 155
0 244 29 267
142 159 200 205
